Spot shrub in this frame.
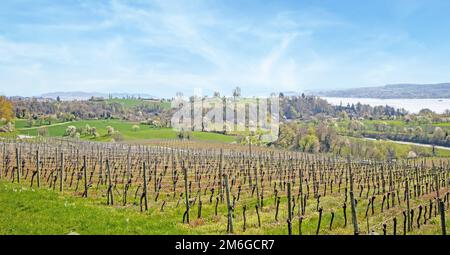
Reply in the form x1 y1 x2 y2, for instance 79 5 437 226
106 126 115 136
407 151 417 158
64 126 77 137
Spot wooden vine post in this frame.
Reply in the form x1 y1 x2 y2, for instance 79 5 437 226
127 147 132 183
142 161 149 211
15 146 21 183
224 173 234 233
287 182 293 235
439 200 446 235
219 149 224 203
106 159 114 205
123 147 132 206
254 165 260 207
82 155 88 198
348 158 359 235
404 167 411 232
299 167 304 215
183 161 190 224
154 157 158 193
60 151 64 192
36 149 40 188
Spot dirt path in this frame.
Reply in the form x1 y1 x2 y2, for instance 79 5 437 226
17 121 72 131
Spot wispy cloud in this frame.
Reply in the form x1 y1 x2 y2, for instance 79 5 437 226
1 0 450 97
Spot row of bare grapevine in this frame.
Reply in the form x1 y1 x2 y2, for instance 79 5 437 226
0 137 448 235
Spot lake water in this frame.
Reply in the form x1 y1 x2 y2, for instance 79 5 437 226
323 97 450 114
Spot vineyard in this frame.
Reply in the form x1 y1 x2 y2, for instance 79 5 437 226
0 138 449 235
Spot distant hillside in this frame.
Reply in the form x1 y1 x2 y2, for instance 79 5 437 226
314 83 450 99
41 91 157 101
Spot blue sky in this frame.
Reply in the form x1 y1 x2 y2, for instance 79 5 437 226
1 0 450 97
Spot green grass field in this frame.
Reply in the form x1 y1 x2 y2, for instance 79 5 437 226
434 122 450 127
0 181 300 235
12 119 236 143
0 181 201 234
1 180 446 235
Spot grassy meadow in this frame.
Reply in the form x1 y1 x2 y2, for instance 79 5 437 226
7 119 236 143
1 180 447 235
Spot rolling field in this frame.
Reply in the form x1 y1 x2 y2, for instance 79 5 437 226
12 119 237 143
3 118 450 158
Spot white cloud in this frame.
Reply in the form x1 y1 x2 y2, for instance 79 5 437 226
2 0 450 97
